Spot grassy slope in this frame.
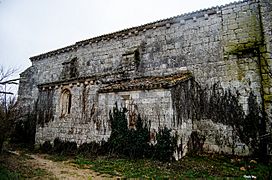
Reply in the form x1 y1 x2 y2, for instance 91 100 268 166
0 150 271 179
0 151 54 180
74 154 271 179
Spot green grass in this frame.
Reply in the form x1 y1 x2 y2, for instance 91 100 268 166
0 166 21 180
74 155 272 179
235 159 272 179
47 154 70 162
32 168 49 177
0 151 56 180
75 157 174 178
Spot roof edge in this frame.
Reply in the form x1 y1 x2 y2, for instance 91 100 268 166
30 0 251 62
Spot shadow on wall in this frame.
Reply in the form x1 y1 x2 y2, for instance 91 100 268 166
13 78 269 161
171 79 267 159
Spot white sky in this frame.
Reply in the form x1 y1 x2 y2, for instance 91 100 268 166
0 0 235 77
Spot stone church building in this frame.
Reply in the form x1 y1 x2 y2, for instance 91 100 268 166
18 0 272 158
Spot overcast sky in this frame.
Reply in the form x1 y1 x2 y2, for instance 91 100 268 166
0 0 235 77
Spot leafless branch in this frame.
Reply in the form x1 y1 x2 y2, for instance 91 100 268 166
0 65 18 83
0 65 19 152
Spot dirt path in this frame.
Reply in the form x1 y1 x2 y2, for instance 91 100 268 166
25 153 112 180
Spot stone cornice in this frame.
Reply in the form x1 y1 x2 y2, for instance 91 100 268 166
98 72 192 93
38 70 191 91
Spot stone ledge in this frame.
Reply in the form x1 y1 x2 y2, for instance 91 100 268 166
98 72 192 93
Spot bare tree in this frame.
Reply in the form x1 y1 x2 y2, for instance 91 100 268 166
0 65 19 153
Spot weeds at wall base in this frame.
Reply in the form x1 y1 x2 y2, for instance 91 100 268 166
38 104 177 162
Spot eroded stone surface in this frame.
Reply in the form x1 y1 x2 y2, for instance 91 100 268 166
18 0 272 158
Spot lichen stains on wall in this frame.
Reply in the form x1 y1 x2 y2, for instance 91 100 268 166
171 79 262 156
36 89 55 127
18 0 272 158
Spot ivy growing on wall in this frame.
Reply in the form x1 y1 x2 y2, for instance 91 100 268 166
108 105 129 155
171 79 265 159
36 89 55 127
153 126 177 161
39 103 178 161
107 103 177 160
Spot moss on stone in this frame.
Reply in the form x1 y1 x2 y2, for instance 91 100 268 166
224 14 263 55
237 68 245 81
223 11 272 92
264 95 272 102
260 51 272 88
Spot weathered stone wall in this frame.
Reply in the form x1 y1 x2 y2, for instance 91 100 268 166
35 87 173 144
17 66 39 113
30 0 264 110
260 0 272 155
18 0 272 157
98 89 174 130
35 83 107 144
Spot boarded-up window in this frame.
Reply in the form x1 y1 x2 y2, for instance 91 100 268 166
61 89 72 116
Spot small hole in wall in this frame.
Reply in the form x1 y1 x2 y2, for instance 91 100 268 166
87 61 90 66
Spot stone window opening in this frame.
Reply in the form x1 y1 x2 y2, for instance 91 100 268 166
60 89 72 117
69 58 78 78
121 47 141 71
134 49 140 67
61 57 78 79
